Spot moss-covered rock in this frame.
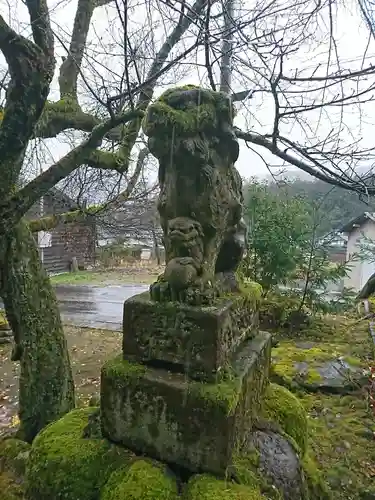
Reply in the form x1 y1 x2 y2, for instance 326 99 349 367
233 432 331 499
271 340 366 393
0 438 30 476
231 450 282 499
262 383 308 454
185 474 265 499
26 407 134 500
100 459 178 500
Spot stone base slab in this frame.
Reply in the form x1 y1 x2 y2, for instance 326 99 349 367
101 332 271 476
122 292 259 382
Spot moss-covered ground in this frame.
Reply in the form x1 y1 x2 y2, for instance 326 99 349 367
1 312 375 498
273 314 375 499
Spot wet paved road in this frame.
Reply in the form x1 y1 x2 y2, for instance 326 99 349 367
55 284 148 330
0 285 148 331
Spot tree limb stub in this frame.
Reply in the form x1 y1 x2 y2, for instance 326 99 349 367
58 0 95 100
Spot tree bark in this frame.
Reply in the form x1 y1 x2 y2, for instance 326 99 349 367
0 220 75 442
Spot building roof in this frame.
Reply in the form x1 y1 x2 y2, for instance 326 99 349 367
340 212 375 233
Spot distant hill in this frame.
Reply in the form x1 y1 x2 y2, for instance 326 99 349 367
245 176 375 235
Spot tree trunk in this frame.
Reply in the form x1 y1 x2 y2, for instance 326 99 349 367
0 219 75 442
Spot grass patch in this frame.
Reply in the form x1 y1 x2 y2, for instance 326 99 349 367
301 392 375 499
50 266 161 286
271 313 375 499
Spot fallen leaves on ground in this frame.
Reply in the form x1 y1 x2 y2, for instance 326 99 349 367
0 324 121 434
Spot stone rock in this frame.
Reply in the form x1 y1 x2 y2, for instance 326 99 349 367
123 292 259 382
101 332 271 476
272 341 366 393
248 430 305 500
231 383 331 500
100 460 178 500
26 407 135 500
293 358 365 393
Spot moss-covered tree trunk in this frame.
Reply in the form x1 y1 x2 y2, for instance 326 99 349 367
0 220 75 442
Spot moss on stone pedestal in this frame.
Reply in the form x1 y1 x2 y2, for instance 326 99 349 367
100 460 178 500
185 474 265 499
26 407 134 500
17 393 330 500
102 333 271 475
123 292 259 382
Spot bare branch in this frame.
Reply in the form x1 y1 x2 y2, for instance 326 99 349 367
58 0 96 99
219 0 235 93
27 147 150 232
25 0 54 53
1 109 143 224
235 127 375 195
109 0 209 161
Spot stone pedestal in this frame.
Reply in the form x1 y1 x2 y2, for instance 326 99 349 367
101 291 271 476
101 331 271 475
122 292 259 382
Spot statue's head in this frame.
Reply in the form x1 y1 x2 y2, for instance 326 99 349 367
167 217 204 255
143 86 239 164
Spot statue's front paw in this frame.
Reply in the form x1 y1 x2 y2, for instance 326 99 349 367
150 279 170 302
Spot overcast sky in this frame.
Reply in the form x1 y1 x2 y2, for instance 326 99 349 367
1 0 375 183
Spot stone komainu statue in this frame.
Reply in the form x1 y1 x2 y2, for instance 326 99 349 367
143 86 246 304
